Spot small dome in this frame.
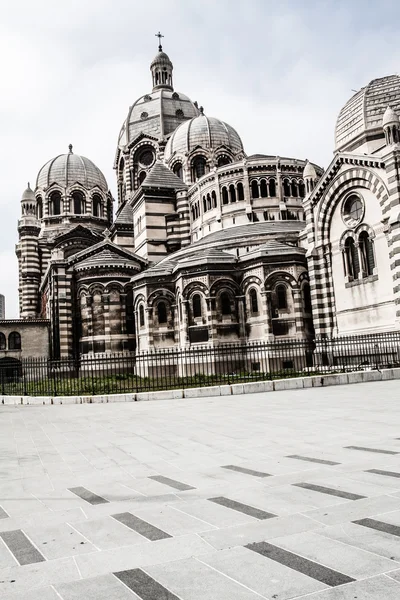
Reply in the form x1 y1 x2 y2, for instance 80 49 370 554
150 50 172 69
164 113 244 161
22 182 35 201
335 75 400 151
36 146 108 191
303 160 317 179
382 106 399 126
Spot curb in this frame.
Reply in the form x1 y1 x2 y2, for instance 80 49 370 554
1 368 399 406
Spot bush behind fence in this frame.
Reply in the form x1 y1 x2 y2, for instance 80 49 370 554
1 331 400 397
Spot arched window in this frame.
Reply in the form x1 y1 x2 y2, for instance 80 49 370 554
8 332 21 350
192 294 202 318
298 180 306 198
203 196 207 212
251 180 259 198
260 179 268 198
157 301 167 324
359 231 375 277
276 285 287 310
72 191 84 215
139 171 147 184
173 163 183 179
0 332 5 350
269 178 276 197
220 292 231 315
125 290 135 335
237 182 244 201
50 191 61 216
344 237 360 279
222 187 229 205
36 196 43 219
139 305 145 328
283 179 291 197
291 180 298 197
217 156 231 167
303 283 312 312
229 184 236 203
107 199 113 224
249 289 259 314
207 194 212 210
211 190 217 207
192 156 207 180
92 194 102 217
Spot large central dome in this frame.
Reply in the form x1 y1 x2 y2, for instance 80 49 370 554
335 75 400 152
118 48 199 150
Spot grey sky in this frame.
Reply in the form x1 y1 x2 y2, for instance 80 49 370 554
1 0 399 317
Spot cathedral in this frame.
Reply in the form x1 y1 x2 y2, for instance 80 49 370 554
10 40 400 361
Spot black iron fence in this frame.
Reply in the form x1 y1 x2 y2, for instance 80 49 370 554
1 331 400 397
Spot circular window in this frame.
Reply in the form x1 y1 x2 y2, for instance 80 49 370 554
140 112 148 120
139 150 154 167
342 194 364 227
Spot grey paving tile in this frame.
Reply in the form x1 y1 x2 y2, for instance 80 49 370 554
200 513 322 550
0 556 81 596
318 522 400 562
354 517 400 537
2 585 61 600
112 512 171 541
0 536 19 568
303 494 400 526
146 556 266 599
208 496 277 520
293 482 365 501
56 573 141 599
287 455 341 466
299 574 400 599
22 523 96 560
115 568 180 599
0 529 45 566
199 546 327 598
345 445 399 455
71 516 146 549
68 486 109 505
131 505 216 536
247 540 354 586
0 506 9 519
221 464 271 478
149 475 195 491
75 533 213 579
367 468 400 479
264 530 399 579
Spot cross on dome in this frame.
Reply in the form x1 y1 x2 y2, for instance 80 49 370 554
155 31 164 51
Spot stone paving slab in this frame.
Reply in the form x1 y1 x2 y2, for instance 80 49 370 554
1 380 400 599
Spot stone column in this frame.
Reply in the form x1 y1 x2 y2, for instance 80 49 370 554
237 295 246 340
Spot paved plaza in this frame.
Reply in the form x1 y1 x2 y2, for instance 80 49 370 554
1 381 400 599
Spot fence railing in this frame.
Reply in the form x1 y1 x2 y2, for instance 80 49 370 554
1 331 399 397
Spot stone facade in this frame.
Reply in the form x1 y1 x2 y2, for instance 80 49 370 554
13 45 400 359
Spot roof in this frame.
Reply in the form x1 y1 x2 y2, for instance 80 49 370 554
21 183 35 201
74 247 142 271
114 202 134 226
240 240 306 261
36 147 108 191
192 221 305 247
335 75 400 151
141 160 187 190
165 113 244 161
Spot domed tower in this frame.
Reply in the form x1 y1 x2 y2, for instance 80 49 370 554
382 106 400 145
115 38 199 206
303 160 318 195
16 184 41 318
35 145 112 236
164 109 245 184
